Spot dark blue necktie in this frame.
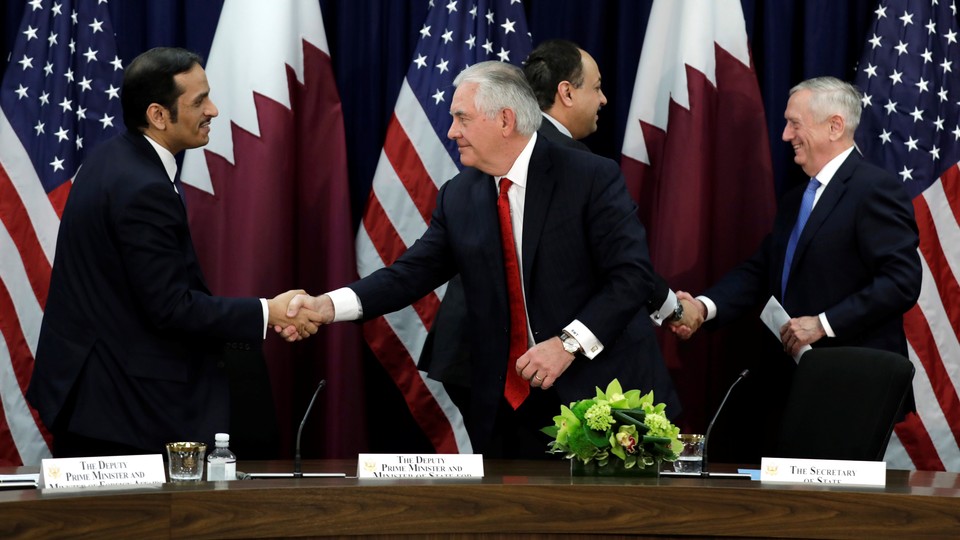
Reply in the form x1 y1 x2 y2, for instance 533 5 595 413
173 174 187 208
781 178 821 298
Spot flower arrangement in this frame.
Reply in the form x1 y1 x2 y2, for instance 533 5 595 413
542 379 682 470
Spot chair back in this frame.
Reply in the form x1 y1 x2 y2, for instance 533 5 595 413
775 346 914 461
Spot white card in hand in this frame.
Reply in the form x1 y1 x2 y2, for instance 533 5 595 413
760 296 811 363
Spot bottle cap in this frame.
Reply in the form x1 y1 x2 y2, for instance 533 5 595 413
215 433 229 442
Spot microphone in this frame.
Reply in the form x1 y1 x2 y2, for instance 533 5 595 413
242 378 345 479
701 369 749 476
294 379 325 478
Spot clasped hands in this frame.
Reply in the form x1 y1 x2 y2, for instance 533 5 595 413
666 291 825 356
267 291 333 342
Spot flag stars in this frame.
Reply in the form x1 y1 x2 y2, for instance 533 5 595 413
875 5 887 18
89 18 104 33
436 58 449 73
44 62 54 76
935 116 945 131
432 89 445 105
863 63 877 78
446 0 457 13
884 99 898 114
59 97 72 112
54 127 69 142
482 39 493 54
861 93 873 107
414 54 427 69
18 54 33 70
69 39 75 54
469 5 477 18
83 47 98 62
75 136 83 150
941 59 952 73
71 9 78 24
910 106 924 122
105 84 120 100
486 9 495 24
111 56 123 71
954 126 960 140
904 136 920 151
28 0 42 10
501 18 516 34
497 47 510 62
52 2 63 16
23 25 38 40
77 106 87 120
64 68 74 82
922 48 933 63
930 145 941 160
99 113 114 129
34 121 44 135
879 129 892 144
441 29 453 44
14 84 28 99
39 91 50 106
899 166 913 181
895 40 909 55
927 19 937 34
916 77 929 93
939 87 949 102
50 156 65 172
420 24 431 38
78 77 92 91
946 29 958 44
889 69 903 85
899 11 914 26
869 34 882 49
48 32 58 46
465 34 476 49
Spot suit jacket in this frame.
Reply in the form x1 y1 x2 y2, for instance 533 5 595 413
420 120 672 385
27 131 263 453
353 136 680 452
705 150 921 355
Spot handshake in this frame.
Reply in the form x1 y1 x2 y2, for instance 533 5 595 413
265 291 335 342
666 291 706 340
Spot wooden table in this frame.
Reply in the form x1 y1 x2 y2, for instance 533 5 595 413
2 460 959 539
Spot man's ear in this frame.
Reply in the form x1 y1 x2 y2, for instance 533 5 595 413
556 81 574 107
145 103 167 130
828 113 845 140
500 107 517 136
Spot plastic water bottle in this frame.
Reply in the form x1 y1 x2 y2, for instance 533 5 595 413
206 433 237 481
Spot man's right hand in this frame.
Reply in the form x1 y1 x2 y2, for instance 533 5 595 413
275 293 335 341
668 290 706 340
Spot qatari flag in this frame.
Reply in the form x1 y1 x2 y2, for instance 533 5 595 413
180 0 362 457
620 0 776 365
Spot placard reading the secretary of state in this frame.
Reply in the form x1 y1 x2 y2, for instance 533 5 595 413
357 454 484 478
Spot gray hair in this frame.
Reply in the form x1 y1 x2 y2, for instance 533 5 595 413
790 77 862 136
453 61 542 136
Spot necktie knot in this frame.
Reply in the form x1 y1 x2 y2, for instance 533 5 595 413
499 178 513 198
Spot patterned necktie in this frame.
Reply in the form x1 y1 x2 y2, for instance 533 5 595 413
497 178 530 409
781 178 821 299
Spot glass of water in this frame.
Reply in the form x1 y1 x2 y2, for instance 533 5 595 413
674 434 704 473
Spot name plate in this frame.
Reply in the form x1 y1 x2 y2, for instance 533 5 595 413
40 454 166 489
357 454 483 478
760 457 886 487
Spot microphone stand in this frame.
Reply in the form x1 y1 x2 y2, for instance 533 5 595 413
700 369 750 478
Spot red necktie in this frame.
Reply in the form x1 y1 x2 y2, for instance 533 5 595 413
498 178 530 409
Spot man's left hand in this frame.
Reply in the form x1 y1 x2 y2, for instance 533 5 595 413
780 315 826 357
515 337 576 390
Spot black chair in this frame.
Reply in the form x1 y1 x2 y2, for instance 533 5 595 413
774 346 915 461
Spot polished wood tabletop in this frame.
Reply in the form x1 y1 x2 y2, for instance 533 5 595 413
2 459 959 539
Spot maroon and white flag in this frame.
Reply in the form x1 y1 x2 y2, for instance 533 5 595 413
621 0 776 367
181 0 362 457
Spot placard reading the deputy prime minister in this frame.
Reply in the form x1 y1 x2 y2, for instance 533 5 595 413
357 454 484 479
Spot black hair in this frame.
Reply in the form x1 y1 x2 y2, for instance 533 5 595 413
121 47 203 131
522 39 584 111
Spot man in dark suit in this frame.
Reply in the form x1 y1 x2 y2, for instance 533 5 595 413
420 41 700 413
27 47 315 458
285 61 680 458
674 76 921 453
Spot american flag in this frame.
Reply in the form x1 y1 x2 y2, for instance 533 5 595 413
0 0 123 465
356 0 531 452
856 0 960 471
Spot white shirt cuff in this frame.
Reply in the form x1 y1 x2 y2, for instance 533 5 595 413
328 287 362 322
697 295 718 321
563 319 603 359
259 298 269 339
819 312 835 338
649 289 678 326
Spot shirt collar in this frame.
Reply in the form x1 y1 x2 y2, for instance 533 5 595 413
542 112 572 138
812 145 855 187
142 134 178 183
496 132 538 189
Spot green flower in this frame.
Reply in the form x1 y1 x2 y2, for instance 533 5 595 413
584 402 613 431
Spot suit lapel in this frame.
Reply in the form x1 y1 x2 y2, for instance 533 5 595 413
521 136 555 286
791 151 857 271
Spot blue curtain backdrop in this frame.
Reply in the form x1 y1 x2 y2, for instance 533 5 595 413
2 0 879 461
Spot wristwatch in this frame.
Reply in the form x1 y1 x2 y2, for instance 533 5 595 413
668 300 684 322
559 331 582 356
